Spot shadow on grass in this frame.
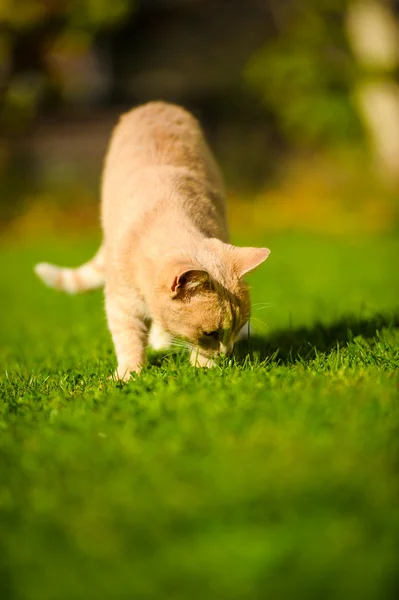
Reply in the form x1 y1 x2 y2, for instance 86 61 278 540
234 312 399 366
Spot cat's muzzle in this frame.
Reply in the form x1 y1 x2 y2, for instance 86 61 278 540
220 342 234 356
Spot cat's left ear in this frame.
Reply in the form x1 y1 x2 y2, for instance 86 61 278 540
205 239 270 278
226 245 270 278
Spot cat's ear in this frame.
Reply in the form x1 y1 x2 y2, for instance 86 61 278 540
230 246 270 277
171 265 210 298
204 238 270 277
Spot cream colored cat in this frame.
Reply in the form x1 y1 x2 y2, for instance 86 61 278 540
35 102 270 380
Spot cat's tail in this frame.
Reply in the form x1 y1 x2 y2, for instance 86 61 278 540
34 246 105 294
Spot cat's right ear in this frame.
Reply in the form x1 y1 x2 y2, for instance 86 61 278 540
170 266 209 298
231 246 271 278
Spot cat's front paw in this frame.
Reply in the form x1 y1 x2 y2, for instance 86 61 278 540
113 363 142 381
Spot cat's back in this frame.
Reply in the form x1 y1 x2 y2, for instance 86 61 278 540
101 102 226 242
104 101 214 175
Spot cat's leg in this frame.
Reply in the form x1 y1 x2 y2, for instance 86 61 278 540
190 348 216 369
148 322 172 351
105 286 149 381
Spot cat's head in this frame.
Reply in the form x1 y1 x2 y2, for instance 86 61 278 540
154 239 270 360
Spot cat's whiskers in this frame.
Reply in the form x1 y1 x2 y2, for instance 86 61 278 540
252 302 273 310
170 341 187 350
160 348 181 358
249 316 270 331
170 336 194 352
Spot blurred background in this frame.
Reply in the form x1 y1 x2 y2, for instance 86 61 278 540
1 0 399 242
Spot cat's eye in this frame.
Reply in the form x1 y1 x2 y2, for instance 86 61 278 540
203 330 219 340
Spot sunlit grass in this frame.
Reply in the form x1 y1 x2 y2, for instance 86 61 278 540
0 231 398 600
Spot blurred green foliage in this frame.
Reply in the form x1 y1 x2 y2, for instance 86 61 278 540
2 0 398 200
1 0 363 149
245 0 362 147
0 0 133 30
0 0 135 129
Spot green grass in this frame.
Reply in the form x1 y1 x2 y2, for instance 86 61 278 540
1 232 399 600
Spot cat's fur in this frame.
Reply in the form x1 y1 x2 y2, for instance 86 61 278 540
35 102 270 379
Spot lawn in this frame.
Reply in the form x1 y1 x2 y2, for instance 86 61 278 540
0 231 398 600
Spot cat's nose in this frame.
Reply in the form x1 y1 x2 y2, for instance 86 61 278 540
220 342 234 355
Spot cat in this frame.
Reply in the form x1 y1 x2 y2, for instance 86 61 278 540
35 102 270 380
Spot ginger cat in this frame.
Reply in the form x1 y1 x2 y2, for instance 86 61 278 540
35 102 270 380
